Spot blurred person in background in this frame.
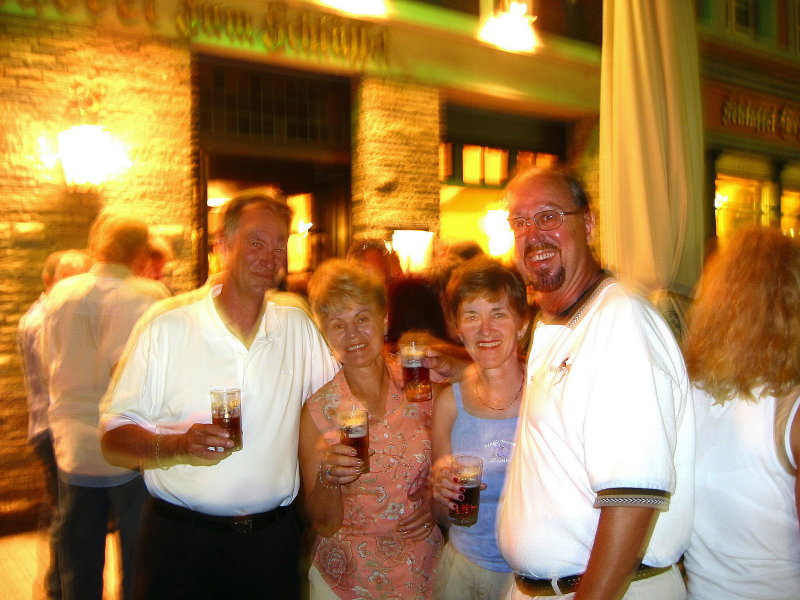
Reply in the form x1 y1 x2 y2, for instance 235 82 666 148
41 214 169 600
682 226 800 600
347 238 403 285
18 249 92 600
446 240 485 262
431 257 529 600
139 236 174 288
300 259 442 600
385 275 450 350
100 189 337 599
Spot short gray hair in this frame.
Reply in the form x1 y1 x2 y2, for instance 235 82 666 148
308 259 386 325
222 187 292 241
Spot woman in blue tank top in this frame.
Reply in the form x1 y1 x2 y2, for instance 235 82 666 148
431 257 529 600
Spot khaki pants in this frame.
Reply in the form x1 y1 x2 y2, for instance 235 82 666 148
308 564 342 600
434 541 514 600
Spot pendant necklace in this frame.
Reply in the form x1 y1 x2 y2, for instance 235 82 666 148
474 373 524 411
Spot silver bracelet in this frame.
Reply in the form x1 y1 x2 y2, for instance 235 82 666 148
318 467 339 490
154 434 168 471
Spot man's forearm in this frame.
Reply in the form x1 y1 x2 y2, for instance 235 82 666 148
574 506 658 600
101 423 159 470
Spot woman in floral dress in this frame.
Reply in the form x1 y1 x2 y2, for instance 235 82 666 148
300 259 442 600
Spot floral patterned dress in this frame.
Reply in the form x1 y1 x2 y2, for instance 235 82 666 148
307 355 442 600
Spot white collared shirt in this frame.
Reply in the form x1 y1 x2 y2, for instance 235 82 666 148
497 281 694 577
41 263 170 485
18 294 49 442
101 284 340 516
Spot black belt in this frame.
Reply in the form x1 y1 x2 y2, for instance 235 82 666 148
515 564 672 597
150 496 289 534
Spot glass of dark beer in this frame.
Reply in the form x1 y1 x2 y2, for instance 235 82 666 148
399 340 432 402
338 407 369 474
210 388 242 451
449 454 482 527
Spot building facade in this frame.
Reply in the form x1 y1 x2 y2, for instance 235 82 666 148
0 0 601 526
2 0 800 529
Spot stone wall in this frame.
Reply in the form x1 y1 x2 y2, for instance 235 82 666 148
352 76 441 240
0 14 195 530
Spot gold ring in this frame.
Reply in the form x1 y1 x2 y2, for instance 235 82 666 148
326 465 334 478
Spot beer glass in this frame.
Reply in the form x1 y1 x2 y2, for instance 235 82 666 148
210 388 242 451
399 340 432 402
338 407 369 474
449 455 482 527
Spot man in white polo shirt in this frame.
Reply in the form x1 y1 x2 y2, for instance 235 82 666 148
496 169 693 600
100 188 338 599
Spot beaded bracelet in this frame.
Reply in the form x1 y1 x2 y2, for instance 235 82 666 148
318 467 340 490
154 434 168 471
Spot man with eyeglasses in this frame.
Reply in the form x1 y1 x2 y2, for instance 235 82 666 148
495 168 694 600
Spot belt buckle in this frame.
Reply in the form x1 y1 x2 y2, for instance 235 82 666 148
232 517 253 533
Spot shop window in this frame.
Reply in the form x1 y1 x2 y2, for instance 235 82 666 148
714 174 771 239
197 57 350 157
459 145 507 185
439 143 557 187
781 190 800 238
796 0 800 53
727 0 756 36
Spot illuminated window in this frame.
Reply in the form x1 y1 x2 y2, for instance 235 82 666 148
439 143 557 187
463 145 487 185
781 190 800 238
460 145 508 185
714 174 769 239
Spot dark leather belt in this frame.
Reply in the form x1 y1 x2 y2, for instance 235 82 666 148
515 564 672 596
150 496 289 534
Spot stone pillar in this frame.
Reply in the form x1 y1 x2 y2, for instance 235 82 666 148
0 14 194 527
352 76 441 241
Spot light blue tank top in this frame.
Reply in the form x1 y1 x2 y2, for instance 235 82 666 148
449 382 518 572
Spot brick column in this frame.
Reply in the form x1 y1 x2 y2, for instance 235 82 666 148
352 76 441 240
0 15 194 527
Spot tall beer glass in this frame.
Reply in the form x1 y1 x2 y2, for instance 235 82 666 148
338 407 369 474
449 455 482 527
399 340 432 402
210 388 243 451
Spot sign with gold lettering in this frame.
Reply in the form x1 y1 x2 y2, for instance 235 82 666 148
705 81 800 146
2 0 390 69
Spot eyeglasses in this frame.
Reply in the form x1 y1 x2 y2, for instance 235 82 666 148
507 208 587 237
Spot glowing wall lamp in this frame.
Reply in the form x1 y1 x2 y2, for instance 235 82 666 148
287 193 313 273
482 209 515 259
58 124 131 188
478 0 541 53
392 229 434 274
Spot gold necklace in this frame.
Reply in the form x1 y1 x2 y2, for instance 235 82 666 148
474 373 524 411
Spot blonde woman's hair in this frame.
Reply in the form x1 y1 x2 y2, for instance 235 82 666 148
684 226 800 402
308 259 386 325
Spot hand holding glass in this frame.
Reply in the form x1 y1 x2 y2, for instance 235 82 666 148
210 388 242 451
338 408 369 474
449 455 482 527
399 340 432 402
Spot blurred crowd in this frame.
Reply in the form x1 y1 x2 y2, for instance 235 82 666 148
17 168 800 600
